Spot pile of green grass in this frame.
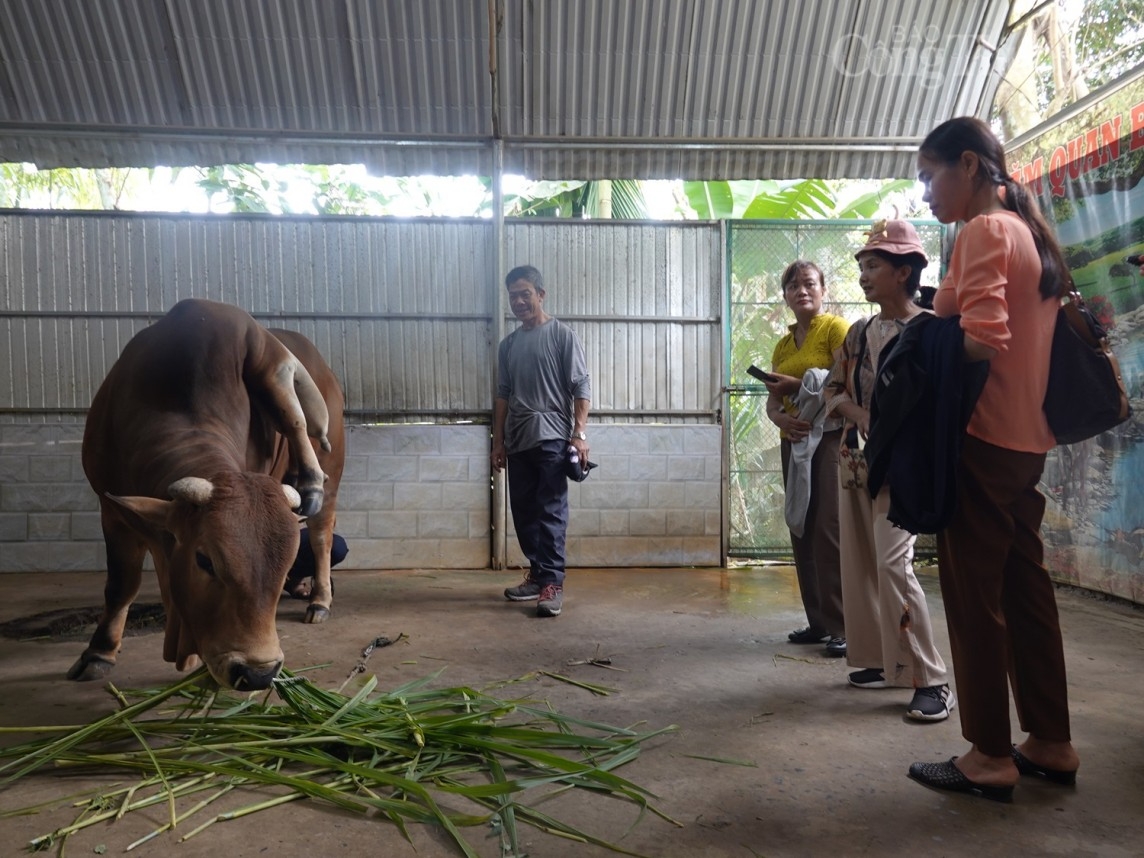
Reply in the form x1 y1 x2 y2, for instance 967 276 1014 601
0 668 679 856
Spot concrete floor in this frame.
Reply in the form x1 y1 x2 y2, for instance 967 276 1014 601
0 564 1142 858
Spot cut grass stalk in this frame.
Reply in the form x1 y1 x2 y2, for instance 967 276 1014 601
536 670 617 695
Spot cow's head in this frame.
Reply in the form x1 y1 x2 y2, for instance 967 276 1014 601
106 473 302 690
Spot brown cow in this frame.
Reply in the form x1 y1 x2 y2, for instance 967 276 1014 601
74 299 345 690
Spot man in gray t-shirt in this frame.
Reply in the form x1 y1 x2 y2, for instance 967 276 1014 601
491 265 591 617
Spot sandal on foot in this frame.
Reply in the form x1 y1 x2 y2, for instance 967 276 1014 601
907 758 1014 803
1011 746 1077 786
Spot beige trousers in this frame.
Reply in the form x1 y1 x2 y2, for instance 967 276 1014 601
839 485 949 688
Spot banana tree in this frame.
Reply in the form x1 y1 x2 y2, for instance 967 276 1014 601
503 179 649 218
684 178 917 219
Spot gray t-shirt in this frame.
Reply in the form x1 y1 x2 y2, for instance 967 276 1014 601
496 318 591 454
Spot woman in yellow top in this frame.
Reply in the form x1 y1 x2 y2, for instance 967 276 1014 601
764 261 850 657
908 117 1079 802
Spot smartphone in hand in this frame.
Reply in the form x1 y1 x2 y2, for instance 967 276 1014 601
747 365 779 384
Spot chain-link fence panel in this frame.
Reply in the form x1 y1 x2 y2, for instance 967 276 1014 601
727 219 944 558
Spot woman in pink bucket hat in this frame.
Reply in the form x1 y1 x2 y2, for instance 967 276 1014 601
825 219 955 722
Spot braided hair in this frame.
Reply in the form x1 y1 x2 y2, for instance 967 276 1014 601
920 117 1070 300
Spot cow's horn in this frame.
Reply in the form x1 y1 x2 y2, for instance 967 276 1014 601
168 477 215 506
282 484 302 510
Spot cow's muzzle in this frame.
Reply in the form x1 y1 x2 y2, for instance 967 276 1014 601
228 658 283 691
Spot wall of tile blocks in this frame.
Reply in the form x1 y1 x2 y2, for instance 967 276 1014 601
0 423 722 572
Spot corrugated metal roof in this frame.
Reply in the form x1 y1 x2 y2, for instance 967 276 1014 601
0 0 1017 179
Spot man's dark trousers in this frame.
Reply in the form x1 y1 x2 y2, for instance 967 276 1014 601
507 439 569 588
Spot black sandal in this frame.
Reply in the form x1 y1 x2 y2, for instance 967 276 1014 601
908 758 1014 803
1011 746 1077 786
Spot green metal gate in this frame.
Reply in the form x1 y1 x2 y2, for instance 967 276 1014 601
725 219 944 559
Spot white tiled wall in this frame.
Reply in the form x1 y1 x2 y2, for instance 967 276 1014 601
0 423 723 572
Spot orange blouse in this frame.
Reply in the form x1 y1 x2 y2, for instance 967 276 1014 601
932 211 1057 453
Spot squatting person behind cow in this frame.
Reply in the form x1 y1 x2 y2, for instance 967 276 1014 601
492 265 592 618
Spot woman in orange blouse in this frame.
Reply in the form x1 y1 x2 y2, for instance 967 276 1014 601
908 117 1079 803
764 261 849 657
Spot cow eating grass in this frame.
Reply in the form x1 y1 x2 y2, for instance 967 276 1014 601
73 299 345 690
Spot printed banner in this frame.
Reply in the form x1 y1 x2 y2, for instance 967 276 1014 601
1007 70 1144 603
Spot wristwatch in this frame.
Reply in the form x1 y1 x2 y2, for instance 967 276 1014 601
571 431 587 441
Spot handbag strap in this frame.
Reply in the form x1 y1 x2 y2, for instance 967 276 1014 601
852 317 873 408
1062 290 1108 348
844 318 874 448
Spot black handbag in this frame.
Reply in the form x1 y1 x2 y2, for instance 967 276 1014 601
1043 291 1131 444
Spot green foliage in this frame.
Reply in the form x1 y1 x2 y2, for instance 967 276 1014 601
684 181 737 219
682 178 918 222
505 179 650 219
742 180 834 219
1008 0 1144 120
301 165 398 215
0 163 141 208
196 164 288 213
585 179 650 219
1074 0 1144 90
503 180 588 217
1 163 917 226
833 180 919 218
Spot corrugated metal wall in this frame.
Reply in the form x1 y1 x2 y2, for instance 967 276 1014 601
0 212 722 424
506 221 721 421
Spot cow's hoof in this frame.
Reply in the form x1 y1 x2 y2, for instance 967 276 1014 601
66 654 115 682
303 604 330 624
298 489 323 518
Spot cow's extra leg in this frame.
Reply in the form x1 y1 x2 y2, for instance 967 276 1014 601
301 514 336 623
262 357 328 517
291 359 333 452
67 514 146 681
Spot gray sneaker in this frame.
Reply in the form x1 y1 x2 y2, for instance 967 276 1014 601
504 578 542 601
906 684 956 722
536 584 563 617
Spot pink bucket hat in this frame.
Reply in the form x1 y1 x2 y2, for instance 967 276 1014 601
855 219 928 266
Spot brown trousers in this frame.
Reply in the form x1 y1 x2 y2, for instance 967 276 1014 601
782 429 845 637
936 435 1072 757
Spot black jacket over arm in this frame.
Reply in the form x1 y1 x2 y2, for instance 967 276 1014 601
865 314 989 535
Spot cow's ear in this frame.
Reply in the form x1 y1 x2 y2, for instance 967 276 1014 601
105 493 173 530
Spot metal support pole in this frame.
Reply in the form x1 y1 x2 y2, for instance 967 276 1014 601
491 142 507 570
489 0 507 570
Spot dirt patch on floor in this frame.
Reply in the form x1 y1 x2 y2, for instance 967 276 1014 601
0 602 166 642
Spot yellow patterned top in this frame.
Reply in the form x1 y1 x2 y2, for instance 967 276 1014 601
770 313 850 416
